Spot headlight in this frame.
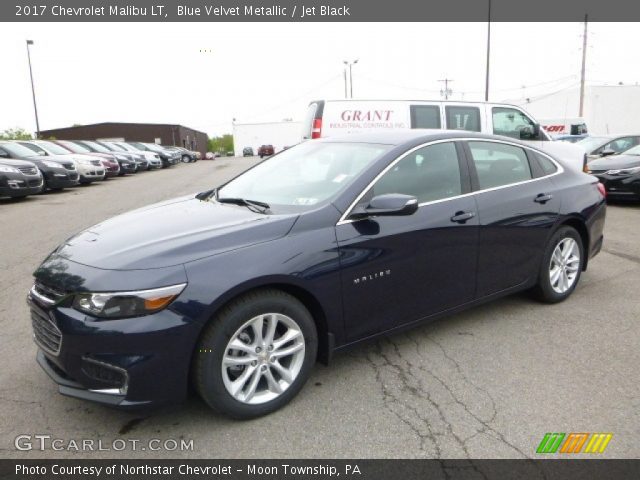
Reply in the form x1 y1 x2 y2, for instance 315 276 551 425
72 283 186 319
42 160 62 168
0 166 20 173
115 155 127 161
605 166 640 175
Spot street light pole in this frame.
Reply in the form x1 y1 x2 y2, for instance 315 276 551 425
343 59 358 98
484 0 491 102
26 40 41 138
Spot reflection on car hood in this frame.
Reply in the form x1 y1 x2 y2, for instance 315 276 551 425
588 154 640 171
54 196 298 270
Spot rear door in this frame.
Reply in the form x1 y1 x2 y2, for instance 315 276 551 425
336 140 479 340
463 140 561 297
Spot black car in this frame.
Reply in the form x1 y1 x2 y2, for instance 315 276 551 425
127 142 180 168
0 157 43 198
577 134 640 160
587 144 640 200
0 142 79 190
29 131 605 418
96 141 150 171
242 147 254 157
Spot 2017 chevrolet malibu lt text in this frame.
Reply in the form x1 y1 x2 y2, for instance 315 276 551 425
28 132 606 418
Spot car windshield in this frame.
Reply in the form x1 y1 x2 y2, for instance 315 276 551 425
59 140 91 153
143 143 165 152
116 143 136 152
577 137 609 152
218 141 390 209
82 141 110 153
623 145 640 155
19 142 47 156
0 142 39 158
101 142 124 152
35 141 71 155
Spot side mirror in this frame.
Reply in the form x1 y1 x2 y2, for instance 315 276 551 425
519 123 541 140
350 194 418 219
601 148 616 157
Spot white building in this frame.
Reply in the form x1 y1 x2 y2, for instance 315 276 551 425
510 85 640 135
233 121 302 155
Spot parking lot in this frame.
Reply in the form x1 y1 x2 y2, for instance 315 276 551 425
1 158 638 459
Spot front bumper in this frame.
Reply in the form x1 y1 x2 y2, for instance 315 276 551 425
592 173 640 199
104 165 120 177
0 174 43 197
44 171 79 189
28 293 199 408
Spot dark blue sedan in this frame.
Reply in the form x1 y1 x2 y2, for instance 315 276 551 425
28 131 606 418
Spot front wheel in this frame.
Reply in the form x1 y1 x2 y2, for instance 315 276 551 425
533 226 584 303
193 290 317 419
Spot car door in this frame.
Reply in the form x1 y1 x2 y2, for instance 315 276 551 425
463 140 561 297
335 140 479 341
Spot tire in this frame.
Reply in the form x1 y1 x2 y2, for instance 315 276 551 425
193 289 317 419
182 155 190 163
532 226 584 303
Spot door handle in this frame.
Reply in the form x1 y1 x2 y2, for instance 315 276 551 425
450 211 476 224
534 193 553 204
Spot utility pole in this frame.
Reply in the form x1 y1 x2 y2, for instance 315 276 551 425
484 0 491 101
26 40 40 138
439 78 453 100
579 14 588 117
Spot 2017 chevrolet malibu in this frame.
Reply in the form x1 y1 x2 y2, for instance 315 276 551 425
29 131 606 418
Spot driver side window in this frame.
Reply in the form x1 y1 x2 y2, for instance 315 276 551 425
492 107 537 140
367 142 462 204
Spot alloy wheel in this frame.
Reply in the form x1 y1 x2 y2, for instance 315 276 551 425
549 237 580 294
221 313 305 405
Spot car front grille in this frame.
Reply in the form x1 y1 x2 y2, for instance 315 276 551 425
90 160 102 166
18 166 38 175
28 179 42 187
30 302 62 356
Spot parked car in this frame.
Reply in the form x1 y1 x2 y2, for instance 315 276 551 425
96 141 150 171
18 140 105 184
587 144 640 200
0 141 78 190
257 145 274 158
28 131 605 418
0 157 43 198
577 134 640 160
54 140 135 176
127 142 180 168
165 146 197 163
242 147 254 157
63 140 124 177
554 134 589 143
226 151 234 157
111 142 162 170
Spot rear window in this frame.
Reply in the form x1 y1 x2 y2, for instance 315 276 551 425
446 106 481 132
535 153 558 175
468 141 532 189
410 105 441 129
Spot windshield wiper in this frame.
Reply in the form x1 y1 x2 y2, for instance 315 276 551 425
216 196 270 214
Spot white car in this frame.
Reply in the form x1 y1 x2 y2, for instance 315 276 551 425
112 142 163 169
18 140 105 184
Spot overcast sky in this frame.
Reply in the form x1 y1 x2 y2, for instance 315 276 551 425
1 22 639 137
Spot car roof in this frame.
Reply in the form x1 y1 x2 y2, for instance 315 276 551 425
318 129 529 146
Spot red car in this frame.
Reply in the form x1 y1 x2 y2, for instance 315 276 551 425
257 144 275 158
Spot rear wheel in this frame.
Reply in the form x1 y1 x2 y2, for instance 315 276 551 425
182 155 190 163
533 226 584 303
193 290 317 419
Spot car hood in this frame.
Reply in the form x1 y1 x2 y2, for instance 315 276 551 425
54 195 299 270
56 152 106 162
0 158 37 168
588 154 640 170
